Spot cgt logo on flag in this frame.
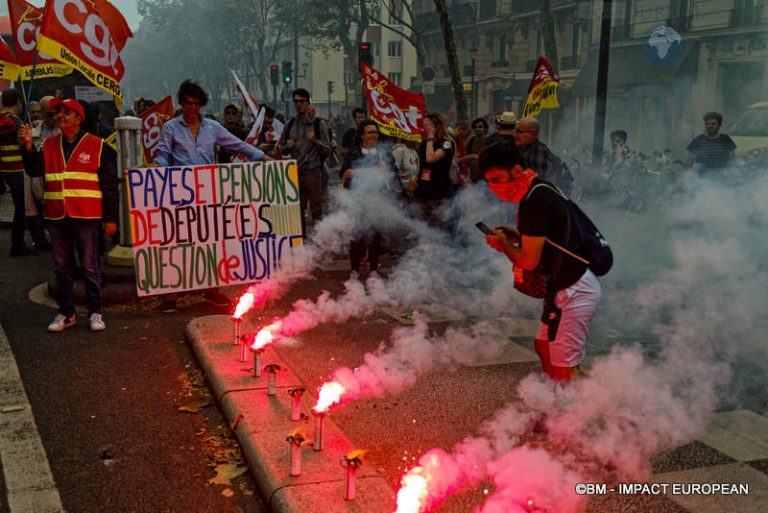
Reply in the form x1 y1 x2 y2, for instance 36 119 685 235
37 0 132 107
9 0 74 80
360 61 425 142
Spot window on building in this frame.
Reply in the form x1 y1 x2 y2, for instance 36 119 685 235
612 0 632 39
497 33 508 65
388 2 404 25
528 29 542 60
344 71 356 91
479 0 496 19
671 0 693 31
369 6 381 23
388 41 403 57
388 72 402 86
733 0 761 26
372 41 381 58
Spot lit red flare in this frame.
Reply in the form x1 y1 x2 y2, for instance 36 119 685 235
395 471 429 513
251 321 281 351
233 292 255 319
313 381 346 413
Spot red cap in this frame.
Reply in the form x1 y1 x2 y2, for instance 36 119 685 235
49 98 85 120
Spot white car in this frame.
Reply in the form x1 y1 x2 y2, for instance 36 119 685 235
730 101 768 159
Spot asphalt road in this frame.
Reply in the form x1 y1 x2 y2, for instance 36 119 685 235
0 229 265 513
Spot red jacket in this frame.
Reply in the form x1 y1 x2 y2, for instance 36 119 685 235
42 133 104 220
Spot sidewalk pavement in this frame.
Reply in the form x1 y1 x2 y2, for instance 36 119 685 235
5 191 768 513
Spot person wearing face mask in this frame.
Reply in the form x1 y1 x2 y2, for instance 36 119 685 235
478 142 602 382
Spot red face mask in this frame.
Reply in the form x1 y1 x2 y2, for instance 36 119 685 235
487 166 537 203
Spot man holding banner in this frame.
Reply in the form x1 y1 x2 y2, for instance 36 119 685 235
152 79 270 313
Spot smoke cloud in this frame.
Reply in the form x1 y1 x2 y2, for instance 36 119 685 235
246 155 767 511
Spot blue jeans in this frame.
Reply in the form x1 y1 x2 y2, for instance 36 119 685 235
0 171 26 250
49 218 103 316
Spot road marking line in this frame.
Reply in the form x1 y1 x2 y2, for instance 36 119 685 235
0 323 65 513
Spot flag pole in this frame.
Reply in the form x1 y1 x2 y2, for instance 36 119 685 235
22 53 41 122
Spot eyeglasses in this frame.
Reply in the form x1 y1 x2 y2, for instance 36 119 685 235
293 98 308 104
182 99 202 106
364 130 379 135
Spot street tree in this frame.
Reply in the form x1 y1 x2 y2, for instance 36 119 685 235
434 0 467 121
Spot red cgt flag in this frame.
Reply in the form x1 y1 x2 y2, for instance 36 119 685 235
37 0 133 107
361 61 425 142
140 95 176 165
8 0 72 80
0 36 20 81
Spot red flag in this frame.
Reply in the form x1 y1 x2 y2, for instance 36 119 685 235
140 96 175 165
0 36 20 80
520 57 561 118
8 0 72 80
37 0 133 107
361 62 425 142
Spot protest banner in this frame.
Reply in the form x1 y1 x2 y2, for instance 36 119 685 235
38 0 132 107
125 160 303 296
520 57 561 119
361 61 425 142
8 0 72 80
140 95 175 164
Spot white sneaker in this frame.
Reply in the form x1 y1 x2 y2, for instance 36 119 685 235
48 314 76 332
89 313 106 332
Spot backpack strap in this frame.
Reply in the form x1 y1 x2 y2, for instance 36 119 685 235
523 182 589 266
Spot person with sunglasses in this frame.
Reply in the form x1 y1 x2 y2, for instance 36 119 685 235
278 88 332 238
218 103 249 163
153 80 270 313
155 80 267 169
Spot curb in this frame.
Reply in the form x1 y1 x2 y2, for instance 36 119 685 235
185 316 396 513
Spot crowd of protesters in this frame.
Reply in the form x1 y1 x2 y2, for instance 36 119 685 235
0 79 739 372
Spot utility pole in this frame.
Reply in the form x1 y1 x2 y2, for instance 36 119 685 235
592 0 613 168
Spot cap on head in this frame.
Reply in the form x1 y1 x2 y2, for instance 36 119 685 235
497 111 517 128
49 98 85 119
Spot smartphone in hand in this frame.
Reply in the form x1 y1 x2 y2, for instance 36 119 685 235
475 222 493 235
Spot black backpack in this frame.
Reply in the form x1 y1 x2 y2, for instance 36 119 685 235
528 183 613 276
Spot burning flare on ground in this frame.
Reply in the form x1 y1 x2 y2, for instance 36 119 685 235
251 321 282 351
233 292 255 319
313 381 346 413
395 471 429 513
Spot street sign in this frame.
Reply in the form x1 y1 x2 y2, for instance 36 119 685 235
421 66 436 82
281 88 293 102
462 82 473 92
75 86 113 102
422 82 435 94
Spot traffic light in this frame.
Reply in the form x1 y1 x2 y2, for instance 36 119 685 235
270 65 279 86
282 61 293 84
358 41 372 69
327 80 335 95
